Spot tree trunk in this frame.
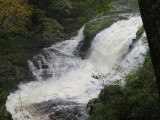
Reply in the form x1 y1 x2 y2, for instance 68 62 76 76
138 0 160 94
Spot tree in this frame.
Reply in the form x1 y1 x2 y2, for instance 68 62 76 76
29 0 72 18
49 0 72 14
0 0 32 33
138 0 160 94
80 0 111 13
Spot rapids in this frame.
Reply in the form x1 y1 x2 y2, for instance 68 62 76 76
6 17 147 120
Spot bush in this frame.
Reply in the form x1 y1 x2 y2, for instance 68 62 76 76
76 17 87 24
89 54 160 120
40 18 64 38
49 0 72 14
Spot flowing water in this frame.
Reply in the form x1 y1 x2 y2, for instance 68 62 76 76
6 17 147 120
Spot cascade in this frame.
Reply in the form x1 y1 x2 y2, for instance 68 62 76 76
6 17 147 120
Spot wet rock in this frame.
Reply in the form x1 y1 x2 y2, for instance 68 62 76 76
87 98 98 114
74 40 84 56
42 64 49 69
28 99 89 120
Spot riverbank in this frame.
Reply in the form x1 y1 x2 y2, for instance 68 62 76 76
0 22 83 119
89 53 160 120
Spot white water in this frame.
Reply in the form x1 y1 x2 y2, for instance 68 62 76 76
6 17 147 120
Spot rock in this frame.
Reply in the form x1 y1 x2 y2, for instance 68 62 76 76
87 98 98 115
42 64 48 69
27 99 89 120
78 14 125 59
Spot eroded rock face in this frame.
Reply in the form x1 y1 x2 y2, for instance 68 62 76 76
26 99 89 120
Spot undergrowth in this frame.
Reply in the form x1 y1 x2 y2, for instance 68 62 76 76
89 54 160 120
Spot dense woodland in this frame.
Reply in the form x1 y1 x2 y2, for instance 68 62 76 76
1 0 160 120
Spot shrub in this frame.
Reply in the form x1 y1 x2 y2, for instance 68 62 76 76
49 0 72 14
89 55 160 120
76 17 87 24
40 18 64 38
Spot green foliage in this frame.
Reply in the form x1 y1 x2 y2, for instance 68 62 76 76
89 54 160 120
49 0 72 14
84 14 123 40
0 34 31 88
0 33 45 119
28 0 80 37
0 0 32 33
0 106 12 120
41 18 64 38
31 8 46 24
29 0 72 17
80 0 112 13
76 17 87 24
30 7 64 38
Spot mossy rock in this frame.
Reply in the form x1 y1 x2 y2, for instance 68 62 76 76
136 26 145 40
79 14 124 58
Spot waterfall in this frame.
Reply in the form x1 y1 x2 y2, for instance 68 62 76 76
6 17 147 120
28 26 85 81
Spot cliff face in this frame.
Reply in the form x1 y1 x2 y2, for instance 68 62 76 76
138 0 160 94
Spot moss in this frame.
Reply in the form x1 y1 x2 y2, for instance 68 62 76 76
136 26 145 40
79 14 124 58
84 14 123 41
